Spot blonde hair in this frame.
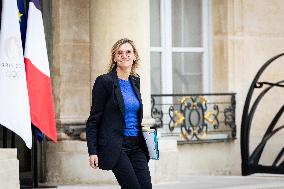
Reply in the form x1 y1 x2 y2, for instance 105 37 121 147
108 38 140 76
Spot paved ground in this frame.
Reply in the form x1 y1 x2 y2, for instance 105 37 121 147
42 174 284 189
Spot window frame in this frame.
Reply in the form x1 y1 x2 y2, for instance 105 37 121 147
150 0 212 94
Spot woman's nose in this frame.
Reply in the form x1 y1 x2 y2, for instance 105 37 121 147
121 52 128 58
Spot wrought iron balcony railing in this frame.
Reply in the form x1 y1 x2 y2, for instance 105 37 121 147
151 93 236 143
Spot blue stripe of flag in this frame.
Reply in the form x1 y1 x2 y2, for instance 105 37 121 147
17 0 27 49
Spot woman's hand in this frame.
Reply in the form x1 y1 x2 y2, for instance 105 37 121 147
89 155 99 169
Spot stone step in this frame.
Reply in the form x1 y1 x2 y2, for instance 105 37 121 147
0 149 19 189
38 175 284 189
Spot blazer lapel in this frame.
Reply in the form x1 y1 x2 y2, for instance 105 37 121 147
130 76 142 104
110 70 125 118
130 76 143 127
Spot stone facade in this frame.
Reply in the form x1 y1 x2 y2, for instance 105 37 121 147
46 0 284 184
1 0 284 187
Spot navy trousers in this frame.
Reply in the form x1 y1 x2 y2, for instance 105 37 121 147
112 136 152 189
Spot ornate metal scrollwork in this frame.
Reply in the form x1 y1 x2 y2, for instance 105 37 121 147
151 96 163 128
224 95 236 138
151 93 235 141
168 105 177 132
169 96 220 141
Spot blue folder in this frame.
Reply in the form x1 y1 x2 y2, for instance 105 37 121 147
142 128 159 160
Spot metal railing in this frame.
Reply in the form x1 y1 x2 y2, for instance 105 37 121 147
151 93 236 142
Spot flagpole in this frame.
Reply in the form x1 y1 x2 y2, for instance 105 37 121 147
33 133 38 188
3 127 7 148
11 132 15 148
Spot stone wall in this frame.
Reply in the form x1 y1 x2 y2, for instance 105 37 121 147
212 0 284 174
44 0 284 185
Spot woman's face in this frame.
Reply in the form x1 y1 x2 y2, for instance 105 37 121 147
114 43 136 70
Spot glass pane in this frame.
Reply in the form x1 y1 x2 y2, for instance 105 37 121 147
150 0 161 47
150 52 162 94
172 52 202 93
172 0 202 47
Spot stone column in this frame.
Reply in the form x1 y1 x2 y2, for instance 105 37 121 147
51 0 90 139
89 0 154 126
46 0 95 185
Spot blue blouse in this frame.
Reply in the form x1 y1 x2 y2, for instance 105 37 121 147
118 78 140 136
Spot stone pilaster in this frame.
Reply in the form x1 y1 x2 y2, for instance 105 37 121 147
51 0 90 137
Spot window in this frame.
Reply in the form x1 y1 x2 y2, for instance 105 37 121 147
150 0 211 94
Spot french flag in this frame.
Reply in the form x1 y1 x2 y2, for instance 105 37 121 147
24 0 57 143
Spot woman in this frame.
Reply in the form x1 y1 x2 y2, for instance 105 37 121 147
86 38 152 189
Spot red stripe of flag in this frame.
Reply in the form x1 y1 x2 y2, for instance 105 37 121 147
25 58 57 142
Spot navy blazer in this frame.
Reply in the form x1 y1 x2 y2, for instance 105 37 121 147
86 69 149 170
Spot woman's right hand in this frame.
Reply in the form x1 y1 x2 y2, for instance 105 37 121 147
89 155 99 169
